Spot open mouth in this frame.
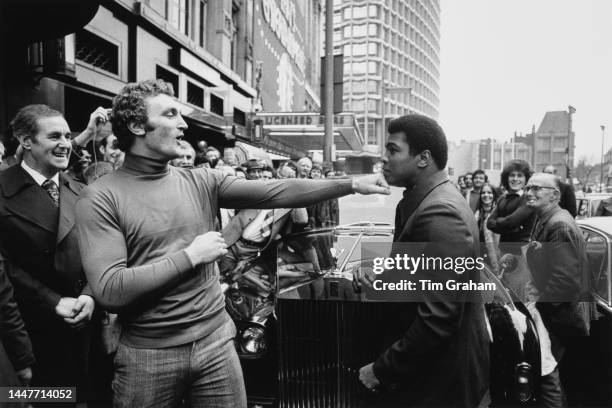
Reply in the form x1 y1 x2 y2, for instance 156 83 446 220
52 151 68 159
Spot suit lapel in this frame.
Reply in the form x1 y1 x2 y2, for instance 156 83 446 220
56 174 81 244
1 165 58 234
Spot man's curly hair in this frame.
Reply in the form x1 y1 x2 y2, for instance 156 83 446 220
111 79 175 151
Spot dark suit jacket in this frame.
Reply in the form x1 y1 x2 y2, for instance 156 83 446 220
372 171 490 408
0 165 91 331
526 206 590 350
0 254 34 386
559 181 577 218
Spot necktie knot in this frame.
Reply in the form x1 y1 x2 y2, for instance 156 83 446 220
42 179 59 207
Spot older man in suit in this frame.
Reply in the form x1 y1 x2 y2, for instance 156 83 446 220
525 172 591 407
0 105 98 403
358 115 490 407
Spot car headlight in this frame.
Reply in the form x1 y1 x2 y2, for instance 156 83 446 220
513 362 534 402
236 323 268 358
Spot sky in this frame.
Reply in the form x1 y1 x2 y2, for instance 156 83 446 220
439 0 612 164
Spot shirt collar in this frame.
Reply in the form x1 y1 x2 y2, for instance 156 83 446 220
21 160 59 187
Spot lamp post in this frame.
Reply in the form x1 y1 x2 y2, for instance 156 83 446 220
379 78 412 156
601 125 606 192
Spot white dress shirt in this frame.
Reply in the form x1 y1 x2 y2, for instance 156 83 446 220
21 160 60 187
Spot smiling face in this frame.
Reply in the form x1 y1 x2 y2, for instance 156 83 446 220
480 184 495 206
133 94 188 161
381 131 420 187
507 170 527 192
297 158 312 178
23 116 72 178
525 173 559 213
473 173 486 189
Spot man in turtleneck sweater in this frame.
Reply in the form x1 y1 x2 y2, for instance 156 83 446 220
74 79 389 408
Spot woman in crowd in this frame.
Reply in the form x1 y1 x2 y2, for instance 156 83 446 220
475 183 500 273
487 159 535 301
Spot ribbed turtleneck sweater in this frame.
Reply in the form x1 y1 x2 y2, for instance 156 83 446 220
75 154 353 348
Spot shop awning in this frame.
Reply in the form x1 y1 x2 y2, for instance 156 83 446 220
253 112 364 153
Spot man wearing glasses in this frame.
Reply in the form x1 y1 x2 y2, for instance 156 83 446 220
524 172 591 407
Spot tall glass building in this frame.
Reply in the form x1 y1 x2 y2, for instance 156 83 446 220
333 0 440 150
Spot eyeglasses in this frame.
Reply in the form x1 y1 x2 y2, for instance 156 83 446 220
524 185 559 193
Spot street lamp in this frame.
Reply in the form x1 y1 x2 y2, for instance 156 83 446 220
601 125 606 192
380 79 412 155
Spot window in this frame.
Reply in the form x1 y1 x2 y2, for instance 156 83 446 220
199 0 208 47
210 94 224 116
583 230 610 306
75 29 119 75
353 6 368 19
368 24 378 36
369 43 378 56
233 108 246 126
168 0 189 35
156 65 179 97
353 24 368 37
369 5 379 17
352 43 367 56
343 26 352 38
343 8 352 19
230 4 239 71
333 13 342 24
187 82 204 107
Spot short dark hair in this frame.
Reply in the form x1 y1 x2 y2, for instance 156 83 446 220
472 169 488 182
10 104 64 142
387 114 448 169
111 79 175 151
500 159 533 190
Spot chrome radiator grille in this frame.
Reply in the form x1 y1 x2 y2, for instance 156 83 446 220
277 299 389 408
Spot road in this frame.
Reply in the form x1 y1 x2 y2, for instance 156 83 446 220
338 185 404 225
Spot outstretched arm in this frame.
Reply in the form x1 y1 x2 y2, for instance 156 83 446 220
217 172 389 209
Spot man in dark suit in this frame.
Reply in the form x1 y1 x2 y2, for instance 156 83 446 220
358 115 490 407
0 105 96 402
525 172 591 407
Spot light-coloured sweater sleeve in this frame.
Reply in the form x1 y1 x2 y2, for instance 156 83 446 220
75 189 193 312
215 172 354 209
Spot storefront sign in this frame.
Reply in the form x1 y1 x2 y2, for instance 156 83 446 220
261 0 304 71
260 114 353 127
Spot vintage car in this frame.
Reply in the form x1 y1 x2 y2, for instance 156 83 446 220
576 193 612 219
574 217 612 406
222 222 542 407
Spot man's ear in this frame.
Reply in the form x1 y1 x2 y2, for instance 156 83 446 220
127 121 146 136
417 150 431 168
19 135 32 151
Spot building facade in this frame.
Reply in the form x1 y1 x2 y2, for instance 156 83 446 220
333 0 441 151
1 0 331 162
532 108 576 175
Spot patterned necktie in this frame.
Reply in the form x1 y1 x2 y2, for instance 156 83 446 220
41 179 59 207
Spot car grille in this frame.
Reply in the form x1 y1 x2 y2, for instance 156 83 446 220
277 298 389 407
